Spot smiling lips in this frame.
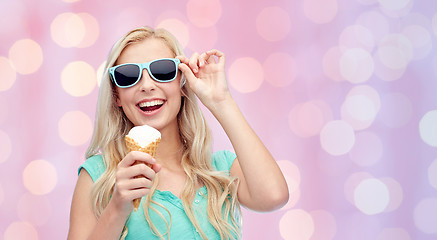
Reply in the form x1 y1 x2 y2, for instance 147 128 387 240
138 99 164 112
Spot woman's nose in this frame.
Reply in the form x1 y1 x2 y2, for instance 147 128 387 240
138 69 156 90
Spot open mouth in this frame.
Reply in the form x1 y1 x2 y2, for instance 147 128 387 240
138 100 164 113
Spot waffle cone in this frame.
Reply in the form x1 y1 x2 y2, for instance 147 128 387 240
125 135 161 211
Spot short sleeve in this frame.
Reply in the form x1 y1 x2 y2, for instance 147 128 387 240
211 150 237 173
78 155 106 182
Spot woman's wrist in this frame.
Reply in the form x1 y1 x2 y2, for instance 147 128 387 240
204 92 235 117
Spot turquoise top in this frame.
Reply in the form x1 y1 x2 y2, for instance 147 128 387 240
79 150 237 239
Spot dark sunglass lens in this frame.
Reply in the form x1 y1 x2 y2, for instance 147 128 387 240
150 60 177 81
114 64 140 86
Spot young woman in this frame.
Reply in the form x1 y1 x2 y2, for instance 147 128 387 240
68 26 289 240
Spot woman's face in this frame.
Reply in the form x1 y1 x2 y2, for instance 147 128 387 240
115 38 182 133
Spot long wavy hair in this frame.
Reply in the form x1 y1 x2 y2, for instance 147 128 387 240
85 26 241 239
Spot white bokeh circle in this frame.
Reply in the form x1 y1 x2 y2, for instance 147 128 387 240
414 198 437 234
419 110 437 147
354 178 390 215
280 209 315 240
339 48 374 84
22 159 58 195
320 120 355 156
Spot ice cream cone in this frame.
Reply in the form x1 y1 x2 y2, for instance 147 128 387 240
124 125 161 211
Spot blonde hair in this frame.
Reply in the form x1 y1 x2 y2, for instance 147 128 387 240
86 26 241 239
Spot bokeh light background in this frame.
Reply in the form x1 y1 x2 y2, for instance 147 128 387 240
1 0 437 239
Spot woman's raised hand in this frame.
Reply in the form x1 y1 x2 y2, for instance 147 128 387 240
111 151 161 215
177 50 232 110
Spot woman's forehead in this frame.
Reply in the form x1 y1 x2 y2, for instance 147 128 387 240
118 38 174 64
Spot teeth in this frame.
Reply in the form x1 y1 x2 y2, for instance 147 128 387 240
139 100 164 108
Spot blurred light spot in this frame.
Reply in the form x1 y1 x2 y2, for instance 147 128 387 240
428 159 437 191
263 52 297 87
320 120 355 156
339 25 375 52
348 85 381 110
378 0 410 11
228 57 263 93
323 46 344 82
23 160 58 195
402 25 432 60
419 110 437 147
277 160 301 185
377 46 407 69
289 101 333 137
341 94 377 130
4 221 38 240
186 0 222 28
373 51 406 81
379 93 412 128
58 111 93 146
344 172 374 205
8 39 43 75
354 178 389 215
51 12 86 48
414 198 437 234
380 3 413 18
157 18 189 48
303 0 338 24
76 13 99 48
377 34 412 70
380 177 403 212
0 57 16 91
97 61 106 87
18 193 52 226
277 160 301 210
0 130 12 163
356 11 390 43
349 131 383 167
61 61 96 97
63 0 80 2
256 7 291 41
280 209 314 240
377 228 411 240
309 210 337 240
340 48 374 84
187 26 218 52
280 176 300 210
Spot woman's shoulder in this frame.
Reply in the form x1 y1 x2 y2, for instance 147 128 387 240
211 150 236 172
78 155 106 182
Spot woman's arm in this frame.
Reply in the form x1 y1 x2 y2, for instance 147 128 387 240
68 152 160 239
68 170 127 240
215 98 289 212
177 50 289 212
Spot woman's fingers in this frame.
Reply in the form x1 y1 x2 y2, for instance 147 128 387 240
177 49 225 73
118 176 153 191
118 151 156 168
205 49 225 64
188 52 200 73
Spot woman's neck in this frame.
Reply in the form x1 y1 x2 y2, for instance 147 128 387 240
155 124 184 168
